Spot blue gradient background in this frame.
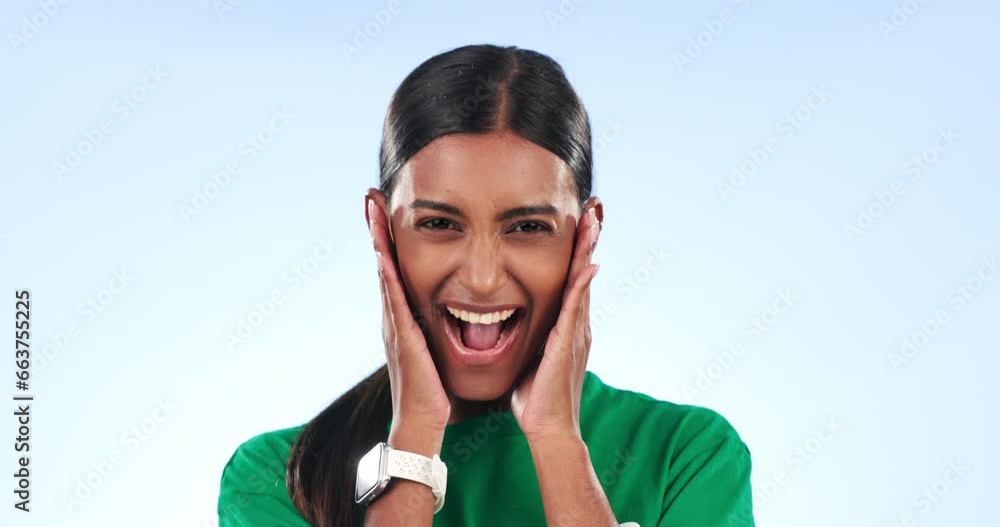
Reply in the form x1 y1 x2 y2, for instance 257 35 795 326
1 0 997 525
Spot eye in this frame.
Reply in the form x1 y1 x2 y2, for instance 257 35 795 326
510 220 552 234
416 217 460 231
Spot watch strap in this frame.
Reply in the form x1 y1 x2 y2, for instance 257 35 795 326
385 446 448 513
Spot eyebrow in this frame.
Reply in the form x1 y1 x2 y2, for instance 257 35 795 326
409 199 559 222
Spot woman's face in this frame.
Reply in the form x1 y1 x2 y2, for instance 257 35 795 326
369 131 599 402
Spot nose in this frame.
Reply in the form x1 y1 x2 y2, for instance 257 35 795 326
456 235 507 300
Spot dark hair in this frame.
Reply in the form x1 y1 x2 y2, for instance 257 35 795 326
286 44 594 526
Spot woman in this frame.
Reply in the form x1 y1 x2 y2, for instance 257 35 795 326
218 44 755 527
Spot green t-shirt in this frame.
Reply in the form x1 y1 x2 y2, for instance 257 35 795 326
218 371 755 526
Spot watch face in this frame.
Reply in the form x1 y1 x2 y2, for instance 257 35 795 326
355 443 388 505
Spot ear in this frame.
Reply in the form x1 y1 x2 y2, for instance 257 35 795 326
364 188 394 243
364 188 384 224
582 196 604 227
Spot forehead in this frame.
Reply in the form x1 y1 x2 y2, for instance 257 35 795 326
391 132 578 213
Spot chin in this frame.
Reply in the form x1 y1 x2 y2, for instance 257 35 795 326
427 303 536 403
442 368 520 402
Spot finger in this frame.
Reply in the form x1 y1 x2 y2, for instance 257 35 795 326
369 199 401 330
580 260 592 334
578 263 594 368
548 207 599 348
578 208 597 312
549 263 599 353
368 199 426 352
369 199 408 351
563 207 598 339
570 263 598 331
369 202 397 354
381 254 429 352
567 207 599 285
369 197 396 266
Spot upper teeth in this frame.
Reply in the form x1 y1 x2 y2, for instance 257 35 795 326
446 306 516 325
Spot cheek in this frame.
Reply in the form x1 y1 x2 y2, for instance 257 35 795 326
391 231 443 305
511 244 572 305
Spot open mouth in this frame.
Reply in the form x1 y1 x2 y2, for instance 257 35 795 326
440 304 524 367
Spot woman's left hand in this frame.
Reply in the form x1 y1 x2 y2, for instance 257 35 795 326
511 205 601 443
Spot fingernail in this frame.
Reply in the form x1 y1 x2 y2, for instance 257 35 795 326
588 207 597 224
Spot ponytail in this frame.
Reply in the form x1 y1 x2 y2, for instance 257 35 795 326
287 366 392 526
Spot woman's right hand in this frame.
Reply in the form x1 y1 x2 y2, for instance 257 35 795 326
366 195 451 456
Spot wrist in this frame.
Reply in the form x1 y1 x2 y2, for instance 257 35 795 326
526 429 586 455
388 419 446 458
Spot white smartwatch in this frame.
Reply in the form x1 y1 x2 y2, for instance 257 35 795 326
354 442 448 513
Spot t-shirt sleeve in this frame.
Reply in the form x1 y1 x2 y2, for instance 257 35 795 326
217 433 313 527
657 408 755 527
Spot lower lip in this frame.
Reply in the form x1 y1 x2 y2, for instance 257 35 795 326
441 308 522 367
